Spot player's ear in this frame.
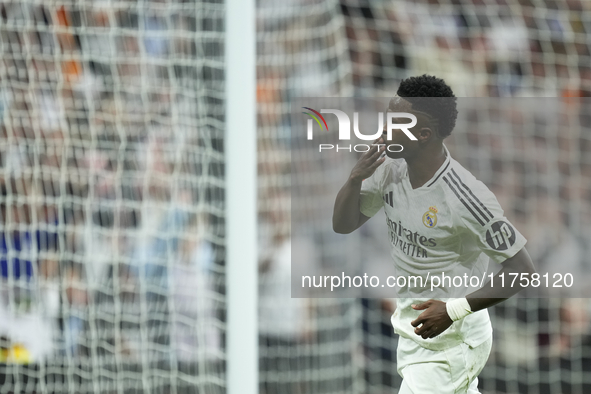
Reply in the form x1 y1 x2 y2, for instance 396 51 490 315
417 127 433 143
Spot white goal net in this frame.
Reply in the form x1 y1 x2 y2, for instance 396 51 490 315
0 1 225 393
1 0 591 393
257 1 591 393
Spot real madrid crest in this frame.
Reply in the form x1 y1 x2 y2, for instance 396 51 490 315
422 206 438 228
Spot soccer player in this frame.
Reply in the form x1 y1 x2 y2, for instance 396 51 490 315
332 75 535 394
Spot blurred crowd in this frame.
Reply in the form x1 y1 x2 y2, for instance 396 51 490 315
0 3 225 391
0 0 590 393
257 0 591 392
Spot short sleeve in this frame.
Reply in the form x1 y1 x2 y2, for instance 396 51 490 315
359 166 385 218
452 179 527 264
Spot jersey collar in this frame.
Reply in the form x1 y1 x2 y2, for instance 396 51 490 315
425 144 451 187
403 144 451 190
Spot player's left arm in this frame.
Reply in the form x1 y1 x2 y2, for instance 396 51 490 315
465 246 535 311
411 246 535 339
412 176 534 339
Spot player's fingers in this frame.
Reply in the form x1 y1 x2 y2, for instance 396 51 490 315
359 146 384 167
365 142 384 159
359 143 381 161
412 301 431 310
370 136 385 151
428 327 441 338
366 146 385 163
416 324 432 337
410 317 425 327
374 144 386 157
369 157 386 169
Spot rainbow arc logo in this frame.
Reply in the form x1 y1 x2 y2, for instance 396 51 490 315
302 107 328 131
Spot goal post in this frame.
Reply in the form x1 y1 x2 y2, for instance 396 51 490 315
0 1 229 393
225 1 257 394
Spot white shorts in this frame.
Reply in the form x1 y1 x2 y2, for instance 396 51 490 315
397 336 493 394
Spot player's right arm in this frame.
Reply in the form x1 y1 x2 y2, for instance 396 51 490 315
332 138 386 234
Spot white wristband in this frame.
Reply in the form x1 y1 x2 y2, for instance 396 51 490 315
446 298 473 321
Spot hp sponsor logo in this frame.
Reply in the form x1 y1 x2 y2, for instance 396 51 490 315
485 220 516 251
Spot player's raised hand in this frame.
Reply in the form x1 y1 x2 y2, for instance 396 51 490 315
349 137 386 182
410 300 453 339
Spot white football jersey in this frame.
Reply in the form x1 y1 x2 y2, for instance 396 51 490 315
360 145 527 351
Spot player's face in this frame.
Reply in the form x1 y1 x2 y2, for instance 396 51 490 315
382 97 425 159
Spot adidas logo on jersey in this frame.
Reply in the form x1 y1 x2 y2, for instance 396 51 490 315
383 191 393 207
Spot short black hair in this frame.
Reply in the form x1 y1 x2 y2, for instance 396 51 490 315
396 74 458 138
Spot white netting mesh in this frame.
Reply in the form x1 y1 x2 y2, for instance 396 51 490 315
257 1 591 393
0 1 225 393
1 0 591 393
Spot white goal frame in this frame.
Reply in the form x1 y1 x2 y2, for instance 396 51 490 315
225 1 257 394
